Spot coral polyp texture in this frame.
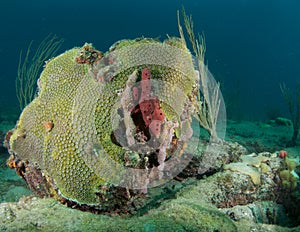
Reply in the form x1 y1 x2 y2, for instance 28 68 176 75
6 38 201 212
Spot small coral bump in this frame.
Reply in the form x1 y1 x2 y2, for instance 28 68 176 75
7 155 26 177
278 150 288 159
7 155 17 169
75 43 103 65
43 120 54 132
17 129 26 139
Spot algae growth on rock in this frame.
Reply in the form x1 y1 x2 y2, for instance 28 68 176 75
4 37 209 212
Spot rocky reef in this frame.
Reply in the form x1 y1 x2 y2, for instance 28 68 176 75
2 30 300 231
2 112 300 230
1 147 300 231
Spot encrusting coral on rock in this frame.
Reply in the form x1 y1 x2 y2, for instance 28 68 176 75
4 37 205 213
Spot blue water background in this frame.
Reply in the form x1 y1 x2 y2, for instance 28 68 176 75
0 0 299 120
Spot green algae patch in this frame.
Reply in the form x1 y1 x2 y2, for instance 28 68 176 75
141 199 237 232
0 196 236 232
224 162 261 185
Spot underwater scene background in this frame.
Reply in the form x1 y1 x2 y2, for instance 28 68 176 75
0 0 300 120
0 0 300 231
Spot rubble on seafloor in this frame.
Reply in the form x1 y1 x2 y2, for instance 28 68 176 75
1 111 299 231
0 132 300 231
1 114 300 232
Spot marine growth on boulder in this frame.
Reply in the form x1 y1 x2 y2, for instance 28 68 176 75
5 37 211 213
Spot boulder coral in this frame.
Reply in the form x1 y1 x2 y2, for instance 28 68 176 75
5 38 202 212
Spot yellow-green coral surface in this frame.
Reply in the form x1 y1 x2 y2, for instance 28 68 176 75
8 38 198 205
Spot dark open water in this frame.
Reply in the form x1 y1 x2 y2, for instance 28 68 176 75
0 0 299 120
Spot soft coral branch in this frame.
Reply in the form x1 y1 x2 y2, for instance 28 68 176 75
280 82 300 146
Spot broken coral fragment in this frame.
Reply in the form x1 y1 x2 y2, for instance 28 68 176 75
224 162 261 185
241 154 269 168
